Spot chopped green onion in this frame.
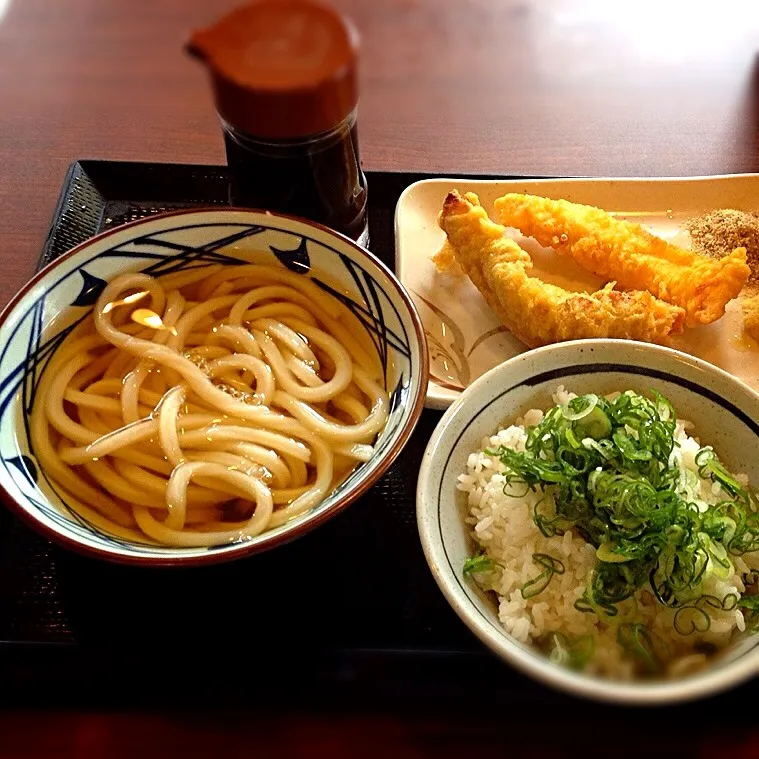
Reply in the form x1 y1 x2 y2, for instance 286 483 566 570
696 447 744 497
698 593 738 612
541 631 595 670
463 554 496 577
483 388 759 634
520 553 565 598
674 605 712 635
564 427 581 449
561 394 599 421
596 541 633 564
576 407 612 441
617 623 663 674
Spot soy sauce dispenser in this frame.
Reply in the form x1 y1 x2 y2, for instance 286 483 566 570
188 0 369 245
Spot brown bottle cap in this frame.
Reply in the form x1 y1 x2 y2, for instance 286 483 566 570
188 0 359 140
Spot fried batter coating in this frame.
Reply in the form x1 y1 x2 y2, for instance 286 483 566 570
494 193 749 327
743 294 759 342
437 191 685 349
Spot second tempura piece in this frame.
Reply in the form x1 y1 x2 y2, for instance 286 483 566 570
436 191 685 349
494 194 750 327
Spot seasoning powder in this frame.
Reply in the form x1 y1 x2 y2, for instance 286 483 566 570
685 209 759 291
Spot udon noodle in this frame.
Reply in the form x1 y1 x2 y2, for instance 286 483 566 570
30 263 389 547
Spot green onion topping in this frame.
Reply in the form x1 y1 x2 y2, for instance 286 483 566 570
520 553 565 598
484 389 759 634
540 631 595 670
463 553 496 577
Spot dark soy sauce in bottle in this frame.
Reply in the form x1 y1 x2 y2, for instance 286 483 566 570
189 0 369 245
223 116 368 243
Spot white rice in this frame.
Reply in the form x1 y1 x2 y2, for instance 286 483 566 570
458 385 757 680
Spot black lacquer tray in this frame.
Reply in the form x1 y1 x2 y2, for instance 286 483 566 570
1 161 755 718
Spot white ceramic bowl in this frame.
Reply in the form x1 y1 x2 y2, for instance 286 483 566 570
0 208 428 565
417 340 759 704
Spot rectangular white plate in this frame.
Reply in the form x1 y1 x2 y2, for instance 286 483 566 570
395 175 759 409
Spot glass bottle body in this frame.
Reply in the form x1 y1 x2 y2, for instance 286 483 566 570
223 108 368 245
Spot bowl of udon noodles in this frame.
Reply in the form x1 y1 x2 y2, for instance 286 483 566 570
0 208 427 564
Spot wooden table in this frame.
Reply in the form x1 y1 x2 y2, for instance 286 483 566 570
1 0 759 754
2 0 758 309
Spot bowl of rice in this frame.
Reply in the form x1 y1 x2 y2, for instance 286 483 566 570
417 339 759 704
